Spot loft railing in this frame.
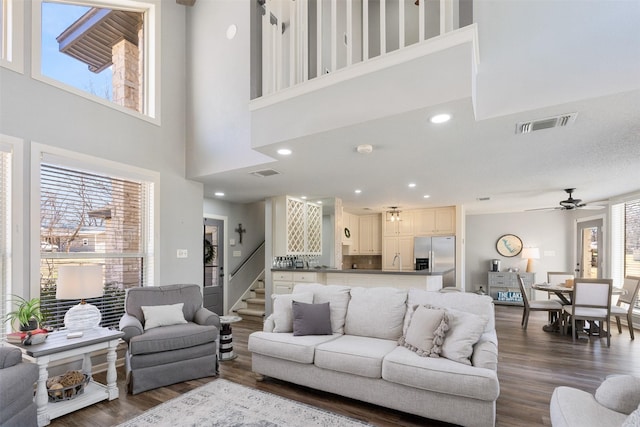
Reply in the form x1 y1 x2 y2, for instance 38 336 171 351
259 0 464 97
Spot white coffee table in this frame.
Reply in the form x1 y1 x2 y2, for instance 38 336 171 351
17 327 124 426
219 316 242 361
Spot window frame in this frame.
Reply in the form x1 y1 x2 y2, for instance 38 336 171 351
1 0 25 73
31 0 160 123
30 143 159 327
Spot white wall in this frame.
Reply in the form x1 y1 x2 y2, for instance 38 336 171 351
0 1 204 294
465 210 575 293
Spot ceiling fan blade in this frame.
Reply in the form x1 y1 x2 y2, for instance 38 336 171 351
525 207 562 212
579 205 605 210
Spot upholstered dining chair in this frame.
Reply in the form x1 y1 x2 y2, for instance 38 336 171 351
518 275 563 330
546 271 575 300
562 278 613 347
610 276 640 340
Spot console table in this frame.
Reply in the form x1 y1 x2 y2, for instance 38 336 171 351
18 327 124 426
487 272 535 306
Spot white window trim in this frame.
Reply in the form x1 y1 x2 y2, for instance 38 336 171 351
30 142 160 298
0 133 24 337
31 0 160 124
1 0 25 73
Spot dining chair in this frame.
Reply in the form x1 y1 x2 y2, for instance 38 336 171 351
562 278 613 347
546 272 575 298
518 275 563 330
610 276 640 340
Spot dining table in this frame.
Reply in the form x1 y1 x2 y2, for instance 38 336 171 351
531 282 627 334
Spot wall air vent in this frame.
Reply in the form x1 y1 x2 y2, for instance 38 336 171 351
516 112 578 134
250 169 281 178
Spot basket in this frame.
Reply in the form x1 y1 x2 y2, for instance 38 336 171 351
47 373 90 402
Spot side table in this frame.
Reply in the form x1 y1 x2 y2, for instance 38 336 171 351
17 327 124 426
219 315 242 361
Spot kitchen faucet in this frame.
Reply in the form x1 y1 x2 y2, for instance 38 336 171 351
392 253 402 271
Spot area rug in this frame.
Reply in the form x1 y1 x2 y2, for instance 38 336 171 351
117 379 372 427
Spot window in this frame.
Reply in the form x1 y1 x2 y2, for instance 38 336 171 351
33 0 157 120
1 0 25 72
0 145 11 340
39 159 154 330
612 197 640 309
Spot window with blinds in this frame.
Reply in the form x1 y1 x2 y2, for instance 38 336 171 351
0 148 11 340
40 163 153 330
612 198 640 311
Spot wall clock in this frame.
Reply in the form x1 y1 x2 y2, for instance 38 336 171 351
496 234 523 257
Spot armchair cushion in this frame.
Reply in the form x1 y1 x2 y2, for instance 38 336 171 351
141 303 187 330
128 322 219 356
595 375 640 415
0 346 22 368
194 307 220 327
119 313 144 343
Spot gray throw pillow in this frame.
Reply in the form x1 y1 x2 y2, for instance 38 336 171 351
595 375 640 415
292 301 332 336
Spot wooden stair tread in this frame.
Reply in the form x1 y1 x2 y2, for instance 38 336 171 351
254 288 265 295
245 297 265 304
236 308 265 317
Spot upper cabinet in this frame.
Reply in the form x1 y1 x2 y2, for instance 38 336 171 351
342 211 360 255
359 214 381 255
413 207 455 236
383 210 414 236
273 196 322 256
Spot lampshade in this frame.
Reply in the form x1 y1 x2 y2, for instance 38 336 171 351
521 247 540 273
521 247 540 260
57 265 104 332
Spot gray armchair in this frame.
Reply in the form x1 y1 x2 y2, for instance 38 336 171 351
0 346 38 427
119 284 220 394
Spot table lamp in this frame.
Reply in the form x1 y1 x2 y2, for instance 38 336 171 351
521 247 540 273
56 265 104 333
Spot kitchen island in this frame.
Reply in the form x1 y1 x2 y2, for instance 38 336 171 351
271 267 455 292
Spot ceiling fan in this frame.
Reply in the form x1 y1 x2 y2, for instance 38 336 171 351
528 188 605 211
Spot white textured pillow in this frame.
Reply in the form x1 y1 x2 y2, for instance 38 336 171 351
595 375 640 415
399 305 448 357
141 303 187 330
441 308 488 365
294 284 351 334
271 292 314 333
345 287 407 340
622 403 640 427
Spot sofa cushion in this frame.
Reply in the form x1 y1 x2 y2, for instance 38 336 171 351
314 335 398 378
345 287 407 340
272 292 314 333
382 346 500 402
405 289 495 334
399 305 448 357
248 331 340 364
550 386 628 427
294 284 351 334
292 301 333 336
141 303 188 330
595 375 640 415
128 322 218 355
441 308 488 365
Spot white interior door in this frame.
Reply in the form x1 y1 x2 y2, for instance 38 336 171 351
576 218 603 279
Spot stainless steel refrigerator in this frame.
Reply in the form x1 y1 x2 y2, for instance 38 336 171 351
414 236 456 287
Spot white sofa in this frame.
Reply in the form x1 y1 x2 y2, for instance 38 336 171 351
550 375 640 427
248 284 500 427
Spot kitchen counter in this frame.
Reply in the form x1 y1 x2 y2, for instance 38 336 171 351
271 267 454 276
270 267 455 290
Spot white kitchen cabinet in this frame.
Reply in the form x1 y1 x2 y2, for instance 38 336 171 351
342 211 360 255
271 271 320 295
413 207 456 235
382 236 414 271
273 196 322 256
382 210 413 236
359 214 381 254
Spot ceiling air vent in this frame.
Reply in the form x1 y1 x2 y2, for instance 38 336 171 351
516 112 577 134
250 169 281 178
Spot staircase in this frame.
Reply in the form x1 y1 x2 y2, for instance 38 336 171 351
236 282 265 320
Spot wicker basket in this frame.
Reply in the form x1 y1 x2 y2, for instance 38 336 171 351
47 374 90 402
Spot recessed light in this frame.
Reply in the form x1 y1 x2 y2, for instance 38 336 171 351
214 192 225 197
355 189 362 194
277 148 292 156
430 113 451 124
423 194 430 199
316 201 323 204
408 183 416 188
301 196 307 200
356 144 373 154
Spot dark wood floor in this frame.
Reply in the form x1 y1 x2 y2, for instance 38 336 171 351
50 305 640 427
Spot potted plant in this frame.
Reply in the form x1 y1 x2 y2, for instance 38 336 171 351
4 295 44 331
